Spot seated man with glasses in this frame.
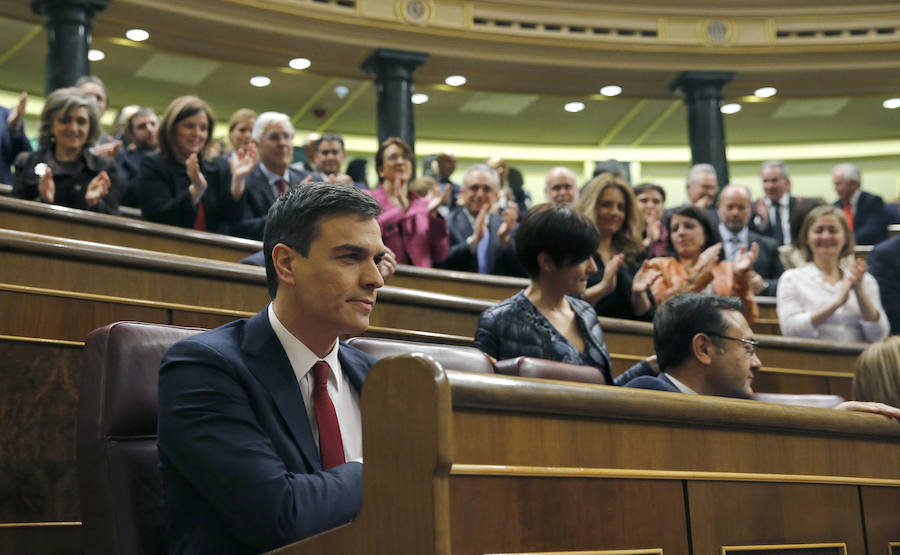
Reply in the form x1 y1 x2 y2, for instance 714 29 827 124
626 293 900 418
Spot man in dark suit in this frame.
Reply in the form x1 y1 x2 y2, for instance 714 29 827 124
229 112 307 240
752 160 799 246
833 162 889 245
0 91 31 185
438 163 520 275
116 107 159 207
717 184 784 296
867 234 900 335
158 183 387 553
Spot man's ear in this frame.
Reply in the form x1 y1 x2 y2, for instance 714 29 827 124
271 243 296 289
692 333 715 365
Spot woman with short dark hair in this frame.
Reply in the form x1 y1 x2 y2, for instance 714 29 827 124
368 137 449 267
474 204 615 384
137 96 256 231
13 87 120 213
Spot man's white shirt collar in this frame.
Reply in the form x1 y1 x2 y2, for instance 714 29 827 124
259 162 290 188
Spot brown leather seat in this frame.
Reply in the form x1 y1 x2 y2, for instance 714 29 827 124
495 356 607 385
346 336 494 373
78 321 204 555
752 392 845 409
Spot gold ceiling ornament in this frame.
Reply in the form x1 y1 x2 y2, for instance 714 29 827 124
395 0 433 26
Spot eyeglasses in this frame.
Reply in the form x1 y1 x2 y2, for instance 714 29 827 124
706 333 759 357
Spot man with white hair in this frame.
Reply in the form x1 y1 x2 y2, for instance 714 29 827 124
685 163 719 209
438 163 520 275
230 112 307 240
832 162 888 245
544 166 579 208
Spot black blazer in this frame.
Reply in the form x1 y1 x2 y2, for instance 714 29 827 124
158 309 375 553
13 147 121 214
747 230 784 296
835 191 889 245
137 152 240 232
752 195 798 244
229 164 307 240
867 234 900 335
438 207 519 276
624 373 680 393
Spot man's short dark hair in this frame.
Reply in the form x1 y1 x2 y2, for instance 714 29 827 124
262 182 381 298
654 293 743 372
514 203 600 278
316 134 345 152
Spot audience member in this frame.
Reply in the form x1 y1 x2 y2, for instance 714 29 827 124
369 137 449 267
505 166 532 215
291 133 320 173
684 163 719 209
13 87 120 213
645 205 758 323
0 91 31 185
592 159 628 182
777 197 828 270
544 166 579 208
408 175 437 197
777 205 888 343
226 108 257 158
866 234 900 335
832 162 888 245
575 173 659 320
473 204 614 383
434 151 458 207
75 75 121 158
229 112 305 240
854 336 900 407
117 107 159 207
753 160 797 246
438 163 519 275
625 293 900 419
717 184 784 296
633 182 668 259
158 182 385 553
310 134 357 187
138 96 255 232
346 158 368 187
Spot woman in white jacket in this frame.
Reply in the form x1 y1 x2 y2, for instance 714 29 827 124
777 205 888 343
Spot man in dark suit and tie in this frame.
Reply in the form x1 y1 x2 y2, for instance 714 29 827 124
753 160 799 246
158 183 387 553
229 112 307 240
717 184 784 296
438 163 521 276
832 162 889 245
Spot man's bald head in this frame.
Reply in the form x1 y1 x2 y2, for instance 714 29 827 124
717 184 752 234
545 166 579 207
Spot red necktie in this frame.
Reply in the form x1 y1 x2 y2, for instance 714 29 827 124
312 361 345 469
843 202 854 232
193 203 206 231
277 178 287 196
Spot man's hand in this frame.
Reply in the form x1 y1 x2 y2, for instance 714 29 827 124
84 170 111 206
497 202 518 245
835 401 900 420
754 199 769 228
469 204 489 246
377 246 398 281
92 139 123 159
427 183 451 217
6 91 26 131
38 166 55 203
694 195 714 209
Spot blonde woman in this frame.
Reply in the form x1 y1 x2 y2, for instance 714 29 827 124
853 337 900 407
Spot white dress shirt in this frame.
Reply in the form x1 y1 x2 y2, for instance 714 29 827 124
267 304 363 462
763 194 792 246
776 263 889 343
718 223 749 261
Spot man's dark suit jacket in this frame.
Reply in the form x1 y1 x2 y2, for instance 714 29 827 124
229 165 307 240
437 206 520 276
867 234 900 335
752 195 798 244
835 191 889 245
746 230 784 296
624 373 679 393
157 309 375 554
0 105 31 185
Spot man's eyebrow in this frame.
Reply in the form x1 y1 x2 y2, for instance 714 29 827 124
332 244 387 258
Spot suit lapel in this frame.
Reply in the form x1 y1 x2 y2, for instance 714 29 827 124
241 310 322 471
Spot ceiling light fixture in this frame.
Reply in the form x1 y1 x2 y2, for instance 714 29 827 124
883 98 900 109
334 85 349 99
250 76 271 87
600 85 622 97
445 75 467 87
125 29 150 42
564 101 585 113
720 103 742 114
754 87 777 98
289 58 311 70
88 49 105 61
411 93 429 104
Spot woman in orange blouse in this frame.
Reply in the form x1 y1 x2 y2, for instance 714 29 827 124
646 205 759 323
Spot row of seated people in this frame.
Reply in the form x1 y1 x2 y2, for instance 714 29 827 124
5 85 899 341
147 182 898 553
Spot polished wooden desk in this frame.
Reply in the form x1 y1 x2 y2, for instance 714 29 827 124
275 354 900 554
0 228 859 396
